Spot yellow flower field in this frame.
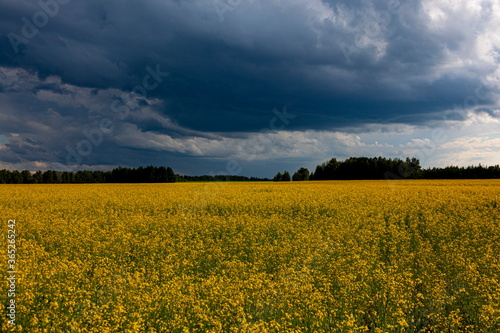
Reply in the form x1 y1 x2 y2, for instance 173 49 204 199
1 180 499 332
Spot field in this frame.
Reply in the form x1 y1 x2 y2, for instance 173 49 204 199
1 180 499 332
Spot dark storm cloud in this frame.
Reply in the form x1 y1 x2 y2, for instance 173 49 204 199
1 0 496 133
0 0 499 174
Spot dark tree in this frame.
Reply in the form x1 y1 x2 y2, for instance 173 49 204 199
21 170 32 184
42 170 55 183
0 169 11 184
282 171 291 182
11 170 23 184
313 158 341 180
311 157 425 180
166 167 176 183
293 168 310 181
273 172 283 182
33 171 43 184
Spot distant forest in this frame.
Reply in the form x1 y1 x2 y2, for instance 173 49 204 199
0 166 270 184
0 157 499 184
274 157 500 181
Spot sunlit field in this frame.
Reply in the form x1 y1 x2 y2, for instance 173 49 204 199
1 180 499 332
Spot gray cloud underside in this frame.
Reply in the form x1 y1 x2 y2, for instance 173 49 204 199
1 66 499 177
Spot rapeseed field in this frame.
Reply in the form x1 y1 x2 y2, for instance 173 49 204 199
1 180 499 332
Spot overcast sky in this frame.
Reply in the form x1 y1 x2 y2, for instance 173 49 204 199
1 0 499 177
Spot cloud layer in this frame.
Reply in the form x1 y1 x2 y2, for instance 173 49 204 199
0 0 499 176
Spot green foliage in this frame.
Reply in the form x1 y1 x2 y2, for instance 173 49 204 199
312 157 422 180
282 171 291 181
292 168 310 181
0 166 179 184
273 172 283 182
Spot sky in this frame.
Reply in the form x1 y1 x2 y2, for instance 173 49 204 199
0 0 499 178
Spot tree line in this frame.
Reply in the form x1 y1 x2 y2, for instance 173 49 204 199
0 166 177 184
423 165 500 179
178 175 270 182
274 157 500 181
0 166 271 184
1 157 499 184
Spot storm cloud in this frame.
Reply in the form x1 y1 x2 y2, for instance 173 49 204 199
0 0 499 176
